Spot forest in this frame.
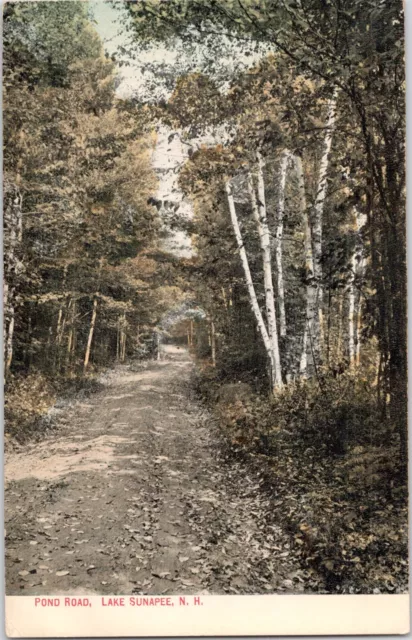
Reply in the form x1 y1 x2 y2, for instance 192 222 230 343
4 0 408 595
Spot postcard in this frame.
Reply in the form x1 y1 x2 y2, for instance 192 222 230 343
3 0 409 636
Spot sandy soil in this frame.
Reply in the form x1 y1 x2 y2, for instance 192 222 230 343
5 346 299 595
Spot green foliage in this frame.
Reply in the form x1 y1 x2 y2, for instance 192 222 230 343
126 0 407 467
196 366 407 593
3 2 174 412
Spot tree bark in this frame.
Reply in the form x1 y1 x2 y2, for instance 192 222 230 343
355 293 362 367
210 319 216 367
83 296 98 373
118 312 127 362
55 265 69 346
4 181 23 375
116 317 120 361
336 296 344 363
225 179 276 386
294 155 318 377
348 207 365 369
66 300 76 364
348 271 356 368
5 311 15 374
312 90 338 346
275 150 290 338
83 258 104 373
250 153 283 389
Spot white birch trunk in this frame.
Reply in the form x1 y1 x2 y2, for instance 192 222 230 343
255 153 283 388
356 294 362 367
300 326 308 376
348 268 356 368
225 180 273 368
337 296 344 363
275 150 290 337
312 90 338 343
294 155 317 377
348 207 366 369
244 167 280 389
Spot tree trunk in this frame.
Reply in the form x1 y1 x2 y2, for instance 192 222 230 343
348 272 356 368
55 265 69 345
4 181 23 375
336 296 344 363
294 155 318 377
355 293 362 367
249 154 283 389
118 312 127 362
348 207 366 369
83 296 98 373
312 90 338 346
116 317 120 361
56 297 71 371
83 258 104 373
66 300 76 365
274 150 290 337
5 309 15 375
122 332 126 361
225 179 275 386
210 319 216 367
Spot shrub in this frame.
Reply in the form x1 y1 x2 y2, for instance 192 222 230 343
196 366 408 593
5 372 56 441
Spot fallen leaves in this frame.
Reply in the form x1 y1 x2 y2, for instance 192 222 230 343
10 358 405 601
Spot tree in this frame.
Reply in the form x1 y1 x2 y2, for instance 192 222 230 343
3 1 162 383
125 0 406 469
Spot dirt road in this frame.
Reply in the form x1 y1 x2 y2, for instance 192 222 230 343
5 346 299 595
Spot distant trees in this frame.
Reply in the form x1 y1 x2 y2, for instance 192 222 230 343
3 1 173 385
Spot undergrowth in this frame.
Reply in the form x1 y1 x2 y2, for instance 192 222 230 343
193 365 408 594
4 370 105 443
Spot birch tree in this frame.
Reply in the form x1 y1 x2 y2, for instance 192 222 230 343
225 179 283 389
274 150 291 339
312 90 338 347
348 207 367 369
3 180 23 376
246 157 282 389
293 155 317 377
